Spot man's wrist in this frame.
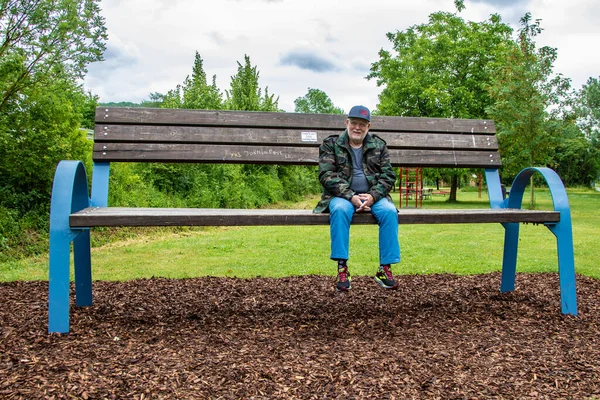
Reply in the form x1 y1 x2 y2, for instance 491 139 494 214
369 191 381 202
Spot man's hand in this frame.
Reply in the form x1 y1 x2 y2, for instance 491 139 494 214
352 193 374 212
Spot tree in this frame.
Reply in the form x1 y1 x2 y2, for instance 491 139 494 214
555 76 600 186
294 88 344 114
368 7 514 200
0 73 94 213
550 118 599 186
369 10 513 119
486 14 571 206
182 52 223 110
0 0 106 211
576 77 600 141
140 92 166 108
0 0 107 112
225 55 279 111
161 85 184 109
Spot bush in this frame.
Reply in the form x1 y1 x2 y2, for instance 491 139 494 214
123 163 321 209
0 206 49 262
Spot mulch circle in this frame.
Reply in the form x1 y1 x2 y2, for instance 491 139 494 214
1 272 599 399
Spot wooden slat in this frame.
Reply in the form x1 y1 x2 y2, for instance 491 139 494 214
375 115 494 134
95 125 339 146
93 143 319 165
70 207 559 227
94 125 498 151
387 149 501 168
92 143 501 167
96 107 495 134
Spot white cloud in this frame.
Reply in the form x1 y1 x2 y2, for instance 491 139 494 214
87 35 140 77
528 0 600 89
84 0 599 111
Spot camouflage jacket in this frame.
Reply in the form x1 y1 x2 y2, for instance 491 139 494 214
313 129 396 213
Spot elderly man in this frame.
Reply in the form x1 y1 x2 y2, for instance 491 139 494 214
313 105 400 292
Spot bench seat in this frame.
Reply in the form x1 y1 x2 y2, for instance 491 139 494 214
70 207 560 227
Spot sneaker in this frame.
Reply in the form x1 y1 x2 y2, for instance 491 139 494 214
336 265 351 292
374 264 399 290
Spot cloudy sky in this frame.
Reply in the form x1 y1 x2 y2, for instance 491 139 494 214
84 0 599 113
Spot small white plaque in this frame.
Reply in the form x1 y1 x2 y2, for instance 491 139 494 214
301 131 317 142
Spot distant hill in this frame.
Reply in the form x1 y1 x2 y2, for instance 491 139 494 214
99 101 143 107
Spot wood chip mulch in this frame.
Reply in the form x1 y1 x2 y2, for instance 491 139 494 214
1 272 600 399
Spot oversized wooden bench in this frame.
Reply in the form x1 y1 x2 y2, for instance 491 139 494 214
48 107 577 333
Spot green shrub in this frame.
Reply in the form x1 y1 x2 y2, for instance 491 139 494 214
0 206 49 262
278 166 321 201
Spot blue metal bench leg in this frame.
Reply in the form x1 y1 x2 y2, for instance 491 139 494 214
74 229 92 307
48 160 91 333
500 222 520 292
48 233 73 333
547 222 577 315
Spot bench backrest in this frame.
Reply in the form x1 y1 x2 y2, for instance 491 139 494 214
94 107 499 169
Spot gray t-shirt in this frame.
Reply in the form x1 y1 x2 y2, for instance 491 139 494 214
350 147 369 193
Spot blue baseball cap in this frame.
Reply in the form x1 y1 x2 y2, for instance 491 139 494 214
348 105 371 122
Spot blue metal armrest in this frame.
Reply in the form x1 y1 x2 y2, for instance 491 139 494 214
501 167 577 315
48 160 93 333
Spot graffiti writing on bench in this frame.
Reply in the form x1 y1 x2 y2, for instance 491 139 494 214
245 148 283 157
226 148 293 159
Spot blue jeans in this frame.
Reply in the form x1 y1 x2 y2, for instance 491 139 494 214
329 196 400 265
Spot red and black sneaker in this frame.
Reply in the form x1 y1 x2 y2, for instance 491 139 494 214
374 264 399 290
336 265 351 292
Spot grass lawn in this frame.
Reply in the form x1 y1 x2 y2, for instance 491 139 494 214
1 187 599 281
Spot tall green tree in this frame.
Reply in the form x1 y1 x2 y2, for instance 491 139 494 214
294 88 344 114
486 13 571 206
368 6 514 200
182 52 223 110
142 53 224 110
0 73 95 211
368 9 513 118
225 55 279 111
0 0 106 211
0 0 107 112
